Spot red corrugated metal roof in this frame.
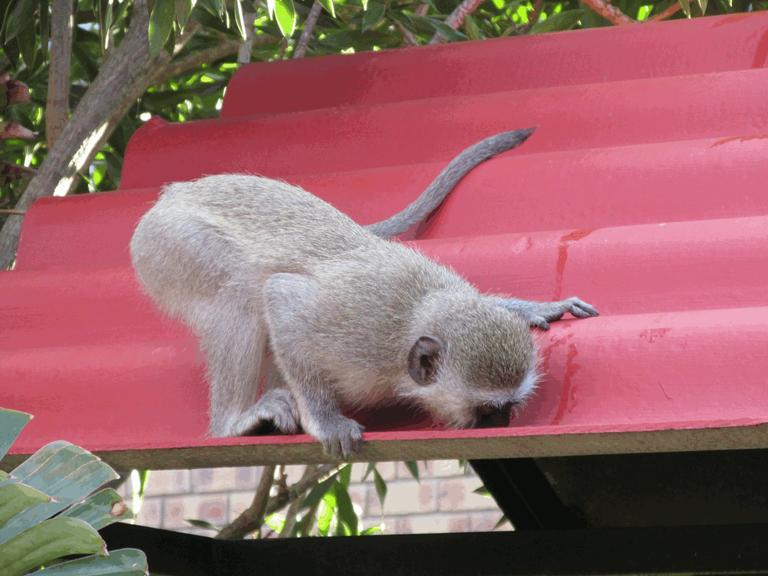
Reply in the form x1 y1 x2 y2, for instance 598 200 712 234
3 13 768 468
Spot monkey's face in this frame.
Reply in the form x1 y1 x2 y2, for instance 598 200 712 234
402 305 538 429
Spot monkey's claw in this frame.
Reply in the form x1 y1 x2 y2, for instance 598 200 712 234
317 417 365 460
525 297 600 331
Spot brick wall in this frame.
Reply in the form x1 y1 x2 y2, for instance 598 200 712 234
117 460 508 536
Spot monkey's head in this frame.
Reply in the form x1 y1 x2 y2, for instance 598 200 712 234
402 301 538 429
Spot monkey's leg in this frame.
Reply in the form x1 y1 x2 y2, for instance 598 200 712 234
232 365 302 435
263 273 365 459
197 294 267 438
490 296 599 331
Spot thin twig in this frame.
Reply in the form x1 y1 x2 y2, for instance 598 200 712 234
580 0 636 25
265 463 341 516
396 21 420 47
217 463 342 540
0 210 25 215
216 465 276 540
649 1 682 21
519 0 545 33
294 0 323 58
428 0 486 44
279 465 317 538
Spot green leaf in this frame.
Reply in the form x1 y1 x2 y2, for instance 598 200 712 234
338 464 352 488
0 483 51 527
697 0 707 14
274 0 295 37
148 0 176 55
185 518 221 532
189 4 231 33
362 1 385 31
59 489 133 530
494 514 510 529
491 0 504 7
333 483 358 536
317 490 336 536
318 0 334 17
473 485 492 497
266 0 275 18
678 0 691 16
31 548 148 575
372 468 387 510
0 408 31 461
196 0 221 16
403 461 420 481
529 9 585 33
301 472 339 510
361 523 385 535
1 457 118 545
464 13 484 40
233 0 247 40
103 150 123 188
176 0 193 29
0 517 106 576
361 463 376 483
72 41 101 82
409 15 467 42
4 0 38 43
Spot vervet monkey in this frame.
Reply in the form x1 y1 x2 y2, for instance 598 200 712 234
130 128 599 458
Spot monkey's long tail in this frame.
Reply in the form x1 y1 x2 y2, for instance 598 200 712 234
365 127 536 239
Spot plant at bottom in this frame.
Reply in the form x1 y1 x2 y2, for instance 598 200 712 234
0 407 148 575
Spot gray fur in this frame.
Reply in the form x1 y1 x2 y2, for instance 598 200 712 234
129 129 598 459
366 128 536 238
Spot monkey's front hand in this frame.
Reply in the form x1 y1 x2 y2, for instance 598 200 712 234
522 297 600 330
313 415 365 460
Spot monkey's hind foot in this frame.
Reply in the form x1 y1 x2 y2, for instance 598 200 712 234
518 297 600 331
230 389 302 436
312 415 365 460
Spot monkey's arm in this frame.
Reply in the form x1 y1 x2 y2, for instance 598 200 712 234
489 296 599 331
263 273 364 459
365 128 536 239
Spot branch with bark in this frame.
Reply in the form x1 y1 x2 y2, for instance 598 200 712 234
0 0 277 269
217 463 342 540
294 0 323 58
428 0 486 44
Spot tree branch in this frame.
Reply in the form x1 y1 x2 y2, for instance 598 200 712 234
580 0 636 25
396 21 420 47
428 0 486 44
520 0 545 33
47 0 74 149
294 0 323 59
279 465 316 537
216 463 341 540
649 2 682 21
216 465 276 540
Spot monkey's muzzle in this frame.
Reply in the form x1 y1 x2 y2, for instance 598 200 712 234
475 403 514 428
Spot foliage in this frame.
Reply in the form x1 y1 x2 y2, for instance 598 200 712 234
0 0 762 221
186 463 386 538
0 408 148 576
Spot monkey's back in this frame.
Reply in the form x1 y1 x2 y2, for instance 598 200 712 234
130 174 382 314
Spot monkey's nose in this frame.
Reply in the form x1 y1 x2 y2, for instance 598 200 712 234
476 403 513 428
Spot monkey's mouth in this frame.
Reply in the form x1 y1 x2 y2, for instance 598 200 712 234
474 403 516 428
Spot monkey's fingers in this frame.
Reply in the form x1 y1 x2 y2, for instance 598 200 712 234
563 297 600 318
528 316 551 331
319 418 365 460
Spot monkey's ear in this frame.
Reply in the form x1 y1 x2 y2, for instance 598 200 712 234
407 335 444 386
